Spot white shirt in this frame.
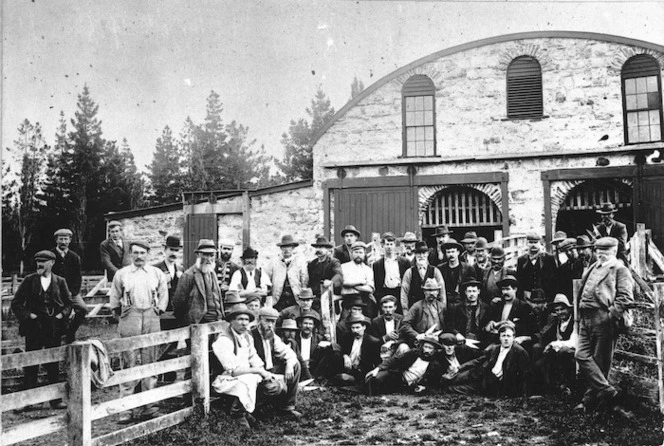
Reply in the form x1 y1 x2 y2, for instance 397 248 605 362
300 337 311 361
384 319 395 336
40 274 52 291
501 301 514 322
491 346 511 379
109 264 168 310
402 357 430 386
383 257 401 288
350 337 363 368
341 262 375 294
262 338 273 370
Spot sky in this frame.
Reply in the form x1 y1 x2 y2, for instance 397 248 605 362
3 0 664 171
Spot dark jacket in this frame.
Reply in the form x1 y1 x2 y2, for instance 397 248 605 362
539 315 575 347
438 261 476 305
307 256 342 297
152 260 184 299
12 273 73 337
99 238 132 281
515 252 558 302
556 259 584 302
370 313 404 343
172 266 224 326
333 244 353 265
372 256 411 297
337 332 382 376
445 301 491 344
50 249 82 296
428 247 446 268
597 221 628 257
378 348 445 388
481 266 511 304
460 343 531 397
487 298 535 339
401 299 446 346
215 259 240 291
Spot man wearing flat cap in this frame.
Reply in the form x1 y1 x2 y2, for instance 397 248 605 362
369 295 409 358
229 246 270 296
215 238 240 298
306 236 342 312
99 220 131 282
373 232 411 314
334 225 361 265
574 236 633 418
594 202 628 260
445 279 491 348
109 241 169 423
173 239 225 327
485 275 536 349
439 333 483 391
438 238 477 306
12 250 73 409
515 232 558 304
51 228 88 343
264 234 308 312
365 335 444 395
340 241 377 317
400 241 446 312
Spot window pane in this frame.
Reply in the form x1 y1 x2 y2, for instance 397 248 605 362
627 112 638 126
416 127 425 141
415 96 424 110
424 140 434 155
650 111 660 125
406 97 415 111
648 92 661 109
639 126 650 141
407 140 415 153
424 111 433 126
636 77 648 93
423 96 433 111
625 78 636 95
651 124 662 141
415 141 422 156
639 111 650 125
628 126 639 143
405 112 413 126
425 126 434 141
637 94 649 109
646 76 658 92
626 95 637 110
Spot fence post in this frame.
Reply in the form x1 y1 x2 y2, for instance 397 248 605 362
190 324 210 414
67 341 92 446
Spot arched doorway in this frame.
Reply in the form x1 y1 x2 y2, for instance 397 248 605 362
421 185 503 246
555 179 633 239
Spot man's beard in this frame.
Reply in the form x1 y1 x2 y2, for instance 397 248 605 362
259 325 274 339
420 350 434 360
219 252 231 262
301 328 312 338
353 257 363 264
195 258 215 274
415 258 428 267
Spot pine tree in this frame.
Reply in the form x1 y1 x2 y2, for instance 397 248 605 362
350 76 365 100
149 126 182 204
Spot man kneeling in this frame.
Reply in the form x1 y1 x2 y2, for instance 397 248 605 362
211 304 302 429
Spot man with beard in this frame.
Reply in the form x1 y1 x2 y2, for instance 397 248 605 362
365 335 444 395
481 246 510 305
100 220 132 282
173 239 225 327
555 238 584 307
438 238 476 306
109 241 169 423
370 295 409 358
471 237 490 279
373 232 411 314
400 241 446 312
400 232 419 265
459 231 478 266
12 250 73 409
307 236 342 312
340 241 376 317
50 228 88 343
264 234 308 312
152 235 184 332
516 232 558 304
594 202 628 261
276 319 313 381
401 278 447 348
229 247 270 296
277 288 320 325
334 225 361 264
428 226 452 267
575 235 597 276
215 238 240 299
485 275 535 349
336 295 369 339
250 307 302 415
446 279 491 348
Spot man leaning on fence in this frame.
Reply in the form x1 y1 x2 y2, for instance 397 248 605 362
109 240 168 424
11 250 73 410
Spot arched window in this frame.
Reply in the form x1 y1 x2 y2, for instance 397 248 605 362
622 54 663 144
506 56 543 119
402 75 436 157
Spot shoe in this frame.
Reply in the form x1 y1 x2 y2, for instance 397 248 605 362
50 400 67 410
245 413 257 425
141 411 160 421
612 405 634 421
278 408 303 419
233 414 251 429
117 412 133 424
573 403 585 413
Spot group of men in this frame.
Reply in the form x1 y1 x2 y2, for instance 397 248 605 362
10 201 633 425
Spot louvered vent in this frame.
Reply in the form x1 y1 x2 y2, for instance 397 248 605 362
506 56 543 119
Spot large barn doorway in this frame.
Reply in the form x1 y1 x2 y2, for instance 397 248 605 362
555 179 633 239
421 186 503 247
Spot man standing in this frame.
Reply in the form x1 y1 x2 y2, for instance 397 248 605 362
595 203 629 261
400 241 446 312
574 235 597 276
401 278 447 348
109 241 168 423
229 247 270 296
555 238 583 306
459 231 478 266
51 228 88 343
334 225 361 264
99 220 131 282
173 239 225 327
340 241 376 317
307 236 342 312
428 226 451 267
373 232 411 314
400 232 419 265
12 251 72 409
574 237 633 418
216 238 240 299
152 235 184 332
264 235 308 312
481 246 510 305
438 238 476 306
471 237 490 279
515 232 558 304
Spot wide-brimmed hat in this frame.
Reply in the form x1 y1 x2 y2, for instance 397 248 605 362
312 236 333 248
461 232 478 243
276 319 300 332
277 234 299 247
547 294 573 310
350 241 367 250
402 232 419 243
596 203 617 214
551 231 567 244
558 238 576 252
490 246 506 259
595 237 618 249
439 333 457 346
441 238 463 252
575 235 593 249
258 307 279 320
474 237 489 251
165 235 183 249
433 226 452 237
34 250 56 262
130 241 151 252
341 225 361 238
297 310 321 326
414 241 429 253
497 275 519 288
241 247 259 259
379 295 398 305
54 228 73 238
422 278 441 291
298 288 315 300
226 303 255 322
419 335 442 349
195 239 217 254
346 314 371 326
460 279 482 292
342 294 367 309
224 291 246 306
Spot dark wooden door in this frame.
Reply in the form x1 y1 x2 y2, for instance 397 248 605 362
183 213 217 269
334 187 418 244
640 175 664 249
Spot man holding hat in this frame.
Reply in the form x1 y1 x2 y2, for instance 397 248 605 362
153 235 184 331
365 335 444 395
264 234 307 312
100 220 131 281
373 232 411 314
574 236 633 418
400 232 419 265
173 239 225 328
481 245 510 305
340 241 377 317
402 278 447 348
12 250 73 409
400 241 446 312
438 238 477 306
446 279 491 348
307 236 342 311
370 295 409 358
51 228 88 343
215 238 240 298
459 231 478 266
485 275 536 348
594 202 628 260
428 225 452 267
515 232 558 304
109 241 169 422
229 246 270 296
334 225 361 264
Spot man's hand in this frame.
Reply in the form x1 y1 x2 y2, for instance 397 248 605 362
416 333 426 341
491 297 502 305
323 279 332 288
387 331 399 341
456 333 465 343
514 336 531 345
486 320 497 332
318 340 331 349
221 283 229 292
365 367 379 382
29 313 38 320
343 354 352 370
55 313 63 320
285 365 295 381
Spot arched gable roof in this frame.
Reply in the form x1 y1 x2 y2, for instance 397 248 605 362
310 31 664 148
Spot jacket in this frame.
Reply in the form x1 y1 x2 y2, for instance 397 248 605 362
152 260 184 301
445 301 491 341
307 256 342 297
250 327 298 370
99 238 132 281
370 313 404 343
12 273 73 336
515 252 558 302
172 265 224 326
487 298 535 339
378 348 445 388
460 342 530 397
263 256 308 304
577 259 633 320
400 299 446 346
50 248 82 296
337 332 382 376
372 256 411 296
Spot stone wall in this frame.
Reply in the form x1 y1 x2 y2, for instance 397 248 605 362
114 209 185 263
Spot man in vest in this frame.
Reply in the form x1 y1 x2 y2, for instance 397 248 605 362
594 202 629 261
334 225 361 264
400 241 445 312
264 234 308 312
99 220 131 282
515 232 558 304
229 246 270 296
373 232 411 314
216 238 240 299
153 235 184 332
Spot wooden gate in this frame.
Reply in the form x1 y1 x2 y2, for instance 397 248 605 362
183 214 217 269
639 174 664 248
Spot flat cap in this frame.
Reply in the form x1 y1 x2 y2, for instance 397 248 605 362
54 228 73 238
258 307 279 319
595 237 618 249
108 220 122 229
130 241 150 251
34 250 56 261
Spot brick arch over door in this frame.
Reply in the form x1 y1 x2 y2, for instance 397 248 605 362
419 184 503 228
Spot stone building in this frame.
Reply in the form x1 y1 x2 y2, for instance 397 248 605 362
312 31 664 248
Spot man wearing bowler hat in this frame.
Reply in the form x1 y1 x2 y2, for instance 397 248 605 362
515 232 558 304
100 220 132 282
51 228 88 343
153 235 184 331
306 235 342 311
438 238 476 306
229 246 270 296
216 238 240 298
12 250 73 409
400 241 446 312
334 225 361 264
109 241 169 423
173 239 225 328
428 225 452 267
373 232 411 314
264 234 308 312
594 202 629 260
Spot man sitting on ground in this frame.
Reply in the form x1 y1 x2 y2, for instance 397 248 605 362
445 279 491 348
401 278 447 348
370 295 409 359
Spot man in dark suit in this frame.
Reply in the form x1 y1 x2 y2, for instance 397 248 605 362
481 246 510 305
334 225 360 265
153 235 184 331
438 239 476 306
445 279 491 348
555 238 584 306
439 333 483 393
471 237 491 279
595 202 629 261
485 275 536 349
372 232 411 314
428 225 451 267
370 295 409 357
99 220 132 282
51 228 88 343
277 287 320 326
11 250 73 409
515 232 558 304
296 310 326 375
307 236 342 312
